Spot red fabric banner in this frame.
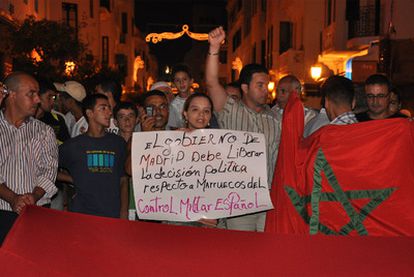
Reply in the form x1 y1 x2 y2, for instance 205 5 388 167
266 94 414 236
1 206 414 276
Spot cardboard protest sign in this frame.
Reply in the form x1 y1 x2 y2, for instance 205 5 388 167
131 129 273 221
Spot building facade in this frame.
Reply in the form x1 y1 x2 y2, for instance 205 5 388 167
0 0 156 92
226 0 414 103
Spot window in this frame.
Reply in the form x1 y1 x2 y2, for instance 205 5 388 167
266 26 274 67
120 33 126 44
261 40 265 66
326 0 336 26
261 0 266 12
279 22 292 54
252 0 257 15
237 0 243 12
102 36 109 66
23 0 28 4
100 0 110 11
34 0 38 13
121 12 128 34
90 0 94 18
116 54 127 78
252 43 256 63
231 69 237 82
8 3 14 14
232 28 242 52
62 3 78 31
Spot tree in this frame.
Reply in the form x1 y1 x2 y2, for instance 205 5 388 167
9 16 95 81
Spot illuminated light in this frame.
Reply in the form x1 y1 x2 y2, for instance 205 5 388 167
311 66 322 81
345 58 353 80
232 57 243 73
192 83 200 89
165 66 170 74
133 56 145 82
145 24 209 44
268 81 275 92
30 48 43 62
65 61 76 76
147 76 154 91
272 90 276 100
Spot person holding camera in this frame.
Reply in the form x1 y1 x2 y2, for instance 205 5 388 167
140 90 170 132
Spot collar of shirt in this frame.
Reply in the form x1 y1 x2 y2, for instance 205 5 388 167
330 111 358 125
0 111 33 129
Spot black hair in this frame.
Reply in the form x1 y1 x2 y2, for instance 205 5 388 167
226 81 240 89
321 75 354 107
82 94 108 120
113 101 138 118
183 93 214 114
172 64 192 79
365 74 390 91
97 79 122 106
239 63 268 86
143 90 168 105
36 77 55 95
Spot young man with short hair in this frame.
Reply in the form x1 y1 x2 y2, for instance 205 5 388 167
59 94 128 219
356 74 405 121
206 27 280 232
168 65 194 129
36 77 70 145
113 101 138 142
54 81 87 137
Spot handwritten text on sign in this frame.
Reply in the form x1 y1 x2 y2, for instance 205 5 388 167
131 129 273 221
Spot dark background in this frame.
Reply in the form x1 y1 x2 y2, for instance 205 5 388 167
135 0 227 77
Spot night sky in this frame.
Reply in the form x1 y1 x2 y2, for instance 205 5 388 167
135 0 226 74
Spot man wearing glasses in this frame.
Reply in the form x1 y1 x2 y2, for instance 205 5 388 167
356 74 405 121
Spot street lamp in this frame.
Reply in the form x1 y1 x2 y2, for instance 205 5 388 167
65 61 76 76
310 66 322 81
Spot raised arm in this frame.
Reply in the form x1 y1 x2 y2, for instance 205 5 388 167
206 27 227 112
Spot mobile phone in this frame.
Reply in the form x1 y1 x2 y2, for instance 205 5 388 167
145 106 153 117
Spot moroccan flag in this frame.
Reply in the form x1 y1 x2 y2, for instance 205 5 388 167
266 93 414 236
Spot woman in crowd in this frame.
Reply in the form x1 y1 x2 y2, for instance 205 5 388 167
182 92 214 130
177 93 219 227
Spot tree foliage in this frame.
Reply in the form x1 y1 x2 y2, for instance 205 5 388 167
9 16 97 81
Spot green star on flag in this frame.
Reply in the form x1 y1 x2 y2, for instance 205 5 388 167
284 149 396 236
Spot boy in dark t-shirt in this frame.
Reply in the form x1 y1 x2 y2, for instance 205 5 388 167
59 94 128 218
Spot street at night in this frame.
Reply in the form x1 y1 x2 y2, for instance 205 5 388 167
0 0 414 276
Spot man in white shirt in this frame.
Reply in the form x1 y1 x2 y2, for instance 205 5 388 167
54 81 87 137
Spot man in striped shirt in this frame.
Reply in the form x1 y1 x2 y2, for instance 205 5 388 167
0 72 58 244
206 27 280 232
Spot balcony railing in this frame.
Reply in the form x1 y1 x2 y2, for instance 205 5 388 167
348 4 380 39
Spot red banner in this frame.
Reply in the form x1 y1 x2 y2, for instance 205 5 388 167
1 206 414 275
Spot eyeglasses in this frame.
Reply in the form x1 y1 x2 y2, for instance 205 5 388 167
366 93 389 100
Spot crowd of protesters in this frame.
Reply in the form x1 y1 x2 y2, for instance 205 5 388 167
0 26 411 244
